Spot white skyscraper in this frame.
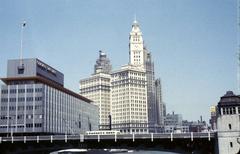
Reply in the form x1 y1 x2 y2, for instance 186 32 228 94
111 65 148 134
129 19 165 132
80 51 112 130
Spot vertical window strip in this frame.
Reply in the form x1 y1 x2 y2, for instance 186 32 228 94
7 86 10 133
44 85 47 132
33 84 35 132
15 85 18 132
24 85 27 132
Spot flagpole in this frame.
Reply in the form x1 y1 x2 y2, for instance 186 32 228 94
20 21 26 66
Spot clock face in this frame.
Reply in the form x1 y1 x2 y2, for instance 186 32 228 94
134 45 139 49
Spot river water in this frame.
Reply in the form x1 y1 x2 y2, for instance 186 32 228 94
51 149 179 154
108 151 178 154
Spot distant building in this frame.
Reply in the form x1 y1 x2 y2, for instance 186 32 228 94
190 122 207 132
111 65 148 134
209 105 217 131
164 112 182 126
217 91 240 154
0 58 99 135
94 50 112 74
80 51 112 130
164 112 183 133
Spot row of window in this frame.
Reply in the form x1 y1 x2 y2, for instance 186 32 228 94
112 73 145 78
0 114 42 120
112 84 146 87
1 88 43 94
1 105 42 111
1 97 43 102
26 123 42 128
131 36 141 42
0 124 43 129
112 80 146 84
120 128 147 133
222 107 239 115
80 86 110 93
81 77 110 82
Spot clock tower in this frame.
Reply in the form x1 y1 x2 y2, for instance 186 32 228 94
129 19 146 67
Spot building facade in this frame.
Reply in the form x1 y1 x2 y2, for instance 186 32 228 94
129 19 164 132
80 51 112 130
164 112 183 133
111 65 148 134
145 51 157 131
0 58 99 135
79 73 111 130
155 78 166 126
217 91 240 154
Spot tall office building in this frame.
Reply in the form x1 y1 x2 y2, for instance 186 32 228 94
155 78 165 126
80 51 112 130
145 51 157 131
0 58 99 135
111 65 148 134
129 19 164 132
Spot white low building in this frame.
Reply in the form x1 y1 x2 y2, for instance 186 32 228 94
217 91 240 154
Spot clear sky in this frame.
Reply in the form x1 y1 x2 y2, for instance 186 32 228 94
0 0 237 121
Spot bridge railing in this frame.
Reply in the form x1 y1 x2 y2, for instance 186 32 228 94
0 132 215 144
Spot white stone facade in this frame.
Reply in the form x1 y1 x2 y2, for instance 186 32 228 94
217 91 240 154
217 109 240 154
79 73 111 130
111 65 148 134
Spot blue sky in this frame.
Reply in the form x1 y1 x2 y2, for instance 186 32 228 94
0 0 237 121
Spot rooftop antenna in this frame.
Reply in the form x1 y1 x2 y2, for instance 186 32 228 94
238 0 240 93
133 13 138 24
20 21 26 67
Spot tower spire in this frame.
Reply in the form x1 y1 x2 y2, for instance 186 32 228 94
134 14 137 23
133 14 138 25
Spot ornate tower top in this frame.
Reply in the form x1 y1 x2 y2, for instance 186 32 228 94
130 19 142 37
129 19 145 67
94 50 112 74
